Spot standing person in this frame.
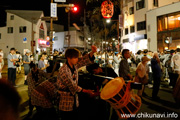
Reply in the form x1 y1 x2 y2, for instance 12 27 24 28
171 48 180 88
23 51 31 85
134 56 150 97
113 52 121 75
30 55 34 64
151 52 161 100
34 50 39 67
0 49 4 58
7 48 19 86
165 50 175 88
56 46 97 120
108 52 113 68
135 50 142 66
0 55 4 79
38 53 49 72
119 49 133 81
16 51 22 74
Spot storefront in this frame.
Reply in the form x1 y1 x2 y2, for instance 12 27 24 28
38 39 50 51
122 34 148 53
157 11 180 52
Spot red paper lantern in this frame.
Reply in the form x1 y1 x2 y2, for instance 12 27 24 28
101 0 114 19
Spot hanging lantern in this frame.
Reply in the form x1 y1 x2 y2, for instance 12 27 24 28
101 0 114 19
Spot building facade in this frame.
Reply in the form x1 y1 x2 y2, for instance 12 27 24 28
147 1 180 52
121 0 180 53
0 10 47 58
53 30 89 52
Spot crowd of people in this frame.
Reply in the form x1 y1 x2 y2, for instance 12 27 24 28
0 46 180 120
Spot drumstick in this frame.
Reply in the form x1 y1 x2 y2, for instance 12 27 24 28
92 74 115 80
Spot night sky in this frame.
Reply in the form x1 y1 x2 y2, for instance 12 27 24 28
0 0 86 30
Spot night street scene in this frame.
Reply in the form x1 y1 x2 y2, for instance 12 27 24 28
0 0 180 120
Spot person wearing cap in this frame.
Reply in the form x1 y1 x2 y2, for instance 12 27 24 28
134 56 150 97
23 50 31 85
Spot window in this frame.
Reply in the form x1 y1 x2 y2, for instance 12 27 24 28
19 26 26 33
0 33 1 39
10 15 14 20
136 0 145 10
137 21 146 31
130 26 135 33
39 29 44 39
129 7 134 15
153 0 158 7
157 13 180 32
125 28 128 35
7 27 13 33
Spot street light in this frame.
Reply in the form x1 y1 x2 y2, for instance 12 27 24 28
106 19 111 23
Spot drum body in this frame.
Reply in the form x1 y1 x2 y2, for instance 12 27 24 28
100 77 141 118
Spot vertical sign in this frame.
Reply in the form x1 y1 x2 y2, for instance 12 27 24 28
54 0 66 2
119 15 123 28
51 3 57 17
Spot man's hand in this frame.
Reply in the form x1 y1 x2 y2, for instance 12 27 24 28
90 45 97 58
45 64 50 67
82 89 94 96
91 45 97 53
102 79 109 85
127 74 133 80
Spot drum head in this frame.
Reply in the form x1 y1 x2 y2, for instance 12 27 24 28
100 77 125 100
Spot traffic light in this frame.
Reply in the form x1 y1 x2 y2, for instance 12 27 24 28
72 6 78 12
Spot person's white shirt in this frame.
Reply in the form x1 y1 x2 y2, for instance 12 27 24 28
171 52 180 72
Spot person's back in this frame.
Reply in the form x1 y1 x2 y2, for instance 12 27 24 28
119 58 130 80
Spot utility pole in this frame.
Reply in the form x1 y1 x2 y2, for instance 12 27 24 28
49 0 54 55
83 9 86 51
68 11 70 48
58 4 75 48
31 19 34 54
42 1 74 54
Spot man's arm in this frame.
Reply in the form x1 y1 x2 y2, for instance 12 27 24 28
76 46 97 69
38 61 48 71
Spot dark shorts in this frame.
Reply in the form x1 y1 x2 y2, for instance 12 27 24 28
24 67 30 75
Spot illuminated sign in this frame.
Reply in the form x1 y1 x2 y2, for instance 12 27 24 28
38 39 46 45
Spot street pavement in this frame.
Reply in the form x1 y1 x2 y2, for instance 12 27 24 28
1 65 180 120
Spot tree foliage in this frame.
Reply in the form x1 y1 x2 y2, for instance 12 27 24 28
86 0 121 46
